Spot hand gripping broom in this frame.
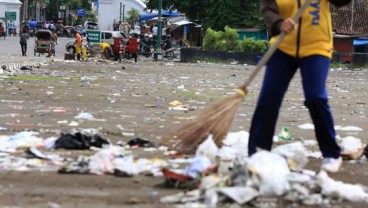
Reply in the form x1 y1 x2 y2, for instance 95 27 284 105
162 0 313 154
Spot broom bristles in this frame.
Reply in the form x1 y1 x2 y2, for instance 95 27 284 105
162 92 244 154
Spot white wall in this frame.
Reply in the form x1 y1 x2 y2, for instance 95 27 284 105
98 0 146 31
0 0 22 30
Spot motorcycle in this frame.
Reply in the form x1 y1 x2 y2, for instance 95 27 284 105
113 37 139 62
28 28 36 37
151 46 176 60
138 43 153 58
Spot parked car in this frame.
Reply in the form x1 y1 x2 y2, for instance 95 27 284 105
84 21 98 30
65 30 123 54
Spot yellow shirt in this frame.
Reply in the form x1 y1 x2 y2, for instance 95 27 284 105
100 42 111 53
270 0 333 58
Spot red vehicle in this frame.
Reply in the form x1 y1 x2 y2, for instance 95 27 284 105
0 19 6 39
113 37 139 62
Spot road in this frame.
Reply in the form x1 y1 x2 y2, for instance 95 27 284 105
0 35 180 62
0 35 71 57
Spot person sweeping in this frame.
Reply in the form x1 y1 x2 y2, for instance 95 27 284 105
248 0 351 173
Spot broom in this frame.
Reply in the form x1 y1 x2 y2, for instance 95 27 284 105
162 0 313 154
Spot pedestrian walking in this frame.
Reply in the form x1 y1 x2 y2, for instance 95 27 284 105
248 0 351 173
19 28 29 56
49 30 58 57
8 20 14 36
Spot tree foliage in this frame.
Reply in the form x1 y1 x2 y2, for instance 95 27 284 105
144 0 264 30
203 26 269 52
126 8 140 26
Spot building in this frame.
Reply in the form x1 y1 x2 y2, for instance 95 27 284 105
98 0 147 31
0 0 21 31
331 0 368 63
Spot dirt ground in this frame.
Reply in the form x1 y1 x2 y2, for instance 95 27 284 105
0 59 367 208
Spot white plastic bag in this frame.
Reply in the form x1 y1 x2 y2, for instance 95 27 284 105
247 151 290 196
185 155 213 179
272 142 309 171
218 131 249 160
317 171 368 202
88 148 116 175
341 136 363 153
195 135 218 163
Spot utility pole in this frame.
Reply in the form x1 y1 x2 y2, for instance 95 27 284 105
123 5 125 22
154 0 163 61
119 2 122 22
23 0 29 21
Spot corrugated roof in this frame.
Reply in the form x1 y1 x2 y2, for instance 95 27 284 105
331 0 368 36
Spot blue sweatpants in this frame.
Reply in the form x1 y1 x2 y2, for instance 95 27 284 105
248 50 341 158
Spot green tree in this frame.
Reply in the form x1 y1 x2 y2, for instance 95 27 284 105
205 0 263 30
126 8 140 26
144 0 263 30
145 0 210 23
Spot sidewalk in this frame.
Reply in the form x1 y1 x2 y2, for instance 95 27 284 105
0 54 49 71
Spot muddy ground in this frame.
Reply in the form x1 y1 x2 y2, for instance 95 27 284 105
0 59 367 208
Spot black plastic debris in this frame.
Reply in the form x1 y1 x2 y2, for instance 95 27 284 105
54 132 109 149
127 138 155 148
114 168 132 177
364 144 368 159
20 65 33 70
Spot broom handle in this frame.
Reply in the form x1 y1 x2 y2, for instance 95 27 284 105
239 0 312 91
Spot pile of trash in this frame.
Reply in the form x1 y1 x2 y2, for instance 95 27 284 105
0 125 367 207
160 131 368 207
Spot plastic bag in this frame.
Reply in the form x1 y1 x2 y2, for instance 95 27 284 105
272 142 309 171
88 148 116 175
317 171 368 202
195 135 218 163
247 151 290 196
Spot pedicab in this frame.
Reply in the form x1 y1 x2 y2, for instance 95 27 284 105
113 36 139 62
34 30 52 56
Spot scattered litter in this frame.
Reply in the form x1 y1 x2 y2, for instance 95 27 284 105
302 139 318 146
185 155 214 179
340 136 364 160
298 123 315 130
216 187 259 205
195 135 218 162
57 120 68 124
145 104 157 108
317 171 368 202
160 190 201 204
247 151 291 196
169 106 189 111
88 148 117 175
278 127 293 140
127 138 155 148
336 126 363 131
54 132 110 150
218 131 249 159
341 136 363 153
26 146 63 161
272 142 309 171
74 112 95 120
20 65 32 70
168 100 189 111
68 121 79 126
114 156 168 177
